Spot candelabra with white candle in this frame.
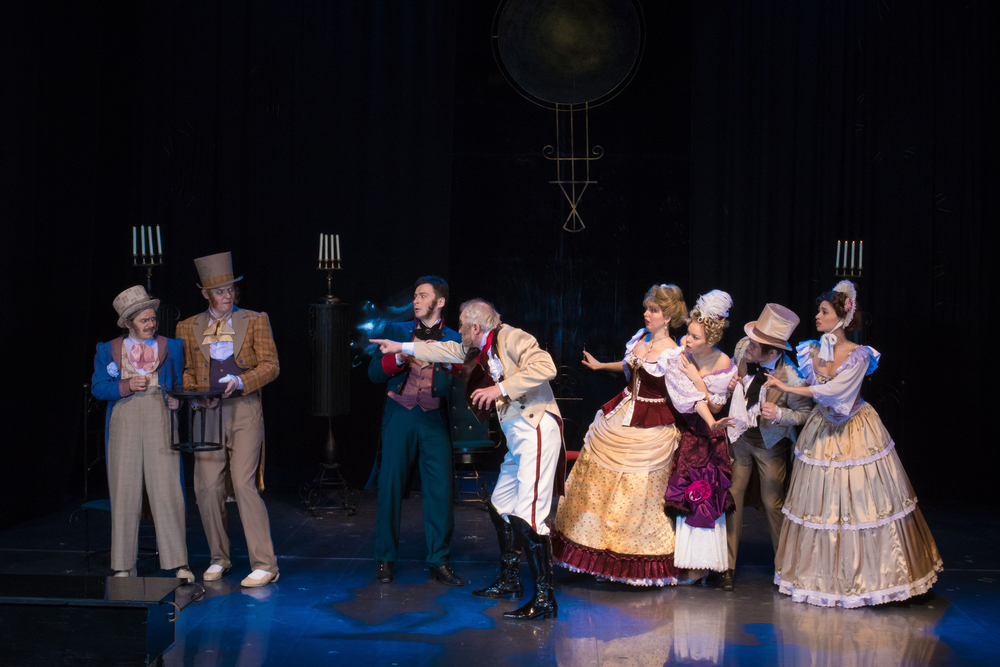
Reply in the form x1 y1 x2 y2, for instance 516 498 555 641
834 239 864 278
317 233 343 303
133 224 165 293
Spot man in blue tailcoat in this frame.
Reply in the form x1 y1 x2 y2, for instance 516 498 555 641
368 276 464 586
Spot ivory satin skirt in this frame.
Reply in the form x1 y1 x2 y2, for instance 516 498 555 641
774 403 943 607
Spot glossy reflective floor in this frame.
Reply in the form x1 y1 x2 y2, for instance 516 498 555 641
1 489 997 666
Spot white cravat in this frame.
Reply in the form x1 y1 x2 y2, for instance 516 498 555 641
727 355 779 442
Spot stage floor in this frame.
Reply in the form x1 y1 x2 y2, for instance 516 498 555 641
1 489 997 666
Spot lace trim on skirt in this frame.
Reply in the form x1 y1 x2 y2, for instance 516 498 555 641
794 439 896 468
774 560 943 608
781 501 918 531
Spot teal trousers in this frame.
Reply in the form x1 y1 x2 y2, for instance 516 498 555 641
374 401 455 566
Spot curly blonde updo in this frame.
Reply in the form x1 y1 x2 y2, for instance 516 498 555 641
643 284 687 329
688 309 729 345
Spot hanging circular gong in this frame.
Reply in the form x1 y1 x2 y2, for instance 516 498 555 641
492 0 644 108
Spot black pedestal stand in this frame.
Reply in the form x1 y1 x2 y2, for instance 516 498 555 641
301 284 357 516
300 417 359 516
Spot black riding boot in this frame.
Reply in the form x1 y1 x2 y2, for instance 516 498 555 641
503 515 557 620
473 502 523 599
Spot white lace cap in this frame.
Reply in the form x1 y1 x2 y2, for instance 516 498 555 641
833 280 858 327
693 290 732 322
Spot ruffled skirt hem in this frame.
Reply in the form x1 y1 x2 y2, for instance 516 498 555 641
774 560 943 608
551 530 680 587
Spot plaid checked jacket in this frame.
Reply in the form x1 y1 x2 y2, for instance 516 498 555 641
177 307 280 394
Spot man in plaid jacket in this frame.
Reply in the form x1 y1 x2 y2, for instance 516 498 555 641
177 251 281 588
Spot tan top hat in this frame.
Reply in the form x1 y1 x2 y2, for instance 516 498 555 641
194 251 244 290
744 303 800 351
113 285 161 329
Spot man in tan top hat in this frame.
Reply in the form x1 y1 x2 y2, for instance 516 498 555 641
721 303 813 591
176 252 280 587
91 286 193 582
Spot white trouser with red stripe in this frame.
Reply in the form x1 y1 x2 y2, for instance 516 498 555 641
492 412 561 535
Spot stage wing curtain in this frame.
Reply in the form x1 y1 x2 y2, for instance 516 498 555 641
689 0 999 501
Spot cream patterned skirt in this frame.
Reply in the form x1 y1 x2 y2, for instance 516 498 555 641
551 406 681 586
774 402 943 607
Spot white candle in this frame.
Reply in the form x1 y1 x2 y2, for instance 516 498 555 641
133 227 137 255
318 233 323 261
325 234 329 261
835 240 840 268
156 225 162 254
850 241 855 269
859 241 863 269
141 225 145 254
335 234 341 262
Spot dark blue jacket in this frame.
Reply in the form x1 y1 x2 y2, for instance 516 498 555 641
92 335 184 446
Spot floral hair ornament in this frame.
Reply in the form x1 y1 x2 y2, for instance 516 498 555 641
818 280 858 362
693 290 732 323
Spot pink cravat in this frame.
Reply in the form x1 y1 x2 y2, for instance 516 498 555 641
129 343 156 372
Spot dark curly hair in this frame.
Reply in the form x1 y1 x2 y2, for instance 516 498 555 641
816 287 859 333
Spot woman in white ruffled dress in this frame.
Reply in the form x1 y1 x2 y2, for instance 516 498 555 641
551 285 733 586
763 281 943 607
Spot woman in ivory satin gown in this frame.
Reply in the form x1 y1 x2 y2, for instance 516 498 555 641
763 281 942 607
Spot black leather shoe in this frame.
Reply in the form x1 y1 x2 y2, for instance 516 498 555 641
719 569 735 591
430 563 465 587
376 561 393 583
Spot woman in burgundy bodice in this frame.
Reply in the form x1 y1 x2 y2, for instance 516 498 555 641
550 285 718 586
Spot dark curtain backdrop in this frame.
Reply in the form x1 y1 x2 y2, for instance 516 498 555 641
2 1 994 529
447 1 694 449
1 0 457 528
690 1 999 501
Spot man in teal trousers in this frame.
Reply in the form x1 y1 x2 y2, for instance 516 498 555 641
368 276 464 586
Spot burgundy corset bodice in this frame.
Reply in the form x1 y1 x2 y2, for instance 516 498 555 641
601 362 680 428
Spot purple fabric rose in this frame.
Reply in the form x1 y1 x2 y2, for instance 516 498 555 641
665 461 732 529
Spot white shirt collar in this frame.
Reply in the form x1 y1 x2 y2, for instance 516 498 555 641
126 336 156 347
760 355 780 371
208 307 233 322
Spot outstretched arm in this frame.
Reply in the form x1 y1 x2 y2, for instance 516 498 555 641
763 374 812 398
697 401 735 431
581 350 625 372
370 338 469 364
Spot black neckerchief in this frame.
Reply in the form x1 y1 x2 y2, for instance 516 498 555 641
413 319 444 341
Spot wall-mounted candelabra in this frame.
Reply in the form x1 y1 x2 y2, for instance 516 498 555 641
133 225 164 294
834 239 864 278
317 233 342 304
